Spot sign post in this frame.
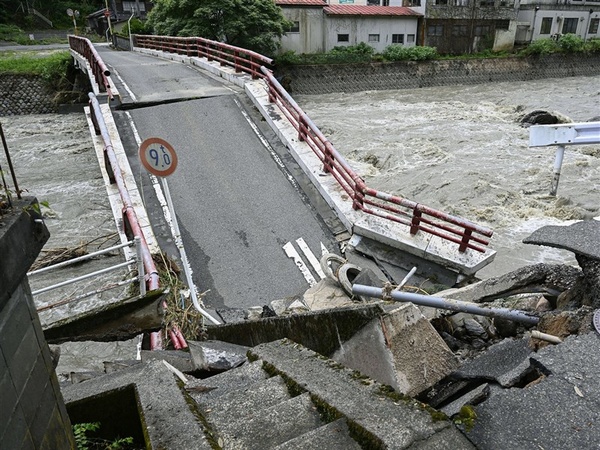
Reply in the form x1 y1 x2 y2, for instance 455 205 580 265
139 137 220 325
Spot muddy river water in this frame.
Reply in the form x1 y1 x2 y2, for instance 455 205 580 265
3 74 599 373
296 75 600 278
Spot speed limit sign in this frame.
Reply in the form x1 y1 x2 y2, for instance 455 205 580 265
139 137 178 177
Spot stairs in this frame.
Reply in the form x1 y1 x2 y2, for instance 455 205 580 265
186 363 361 449
62 339 474 449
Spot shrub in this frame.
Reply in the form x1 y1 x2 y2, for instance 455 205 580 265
520 38 560 55
558 33 585 52
383 45 438 61
585 38 600 53
274 50 301 66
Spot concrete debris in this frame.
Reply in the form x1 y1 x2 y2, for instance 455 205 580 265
449 338 534 388
332 303 459 397
140 349 194 373
441 383 490 418
437 263 580 306
187 340 248 372
302 277 355 311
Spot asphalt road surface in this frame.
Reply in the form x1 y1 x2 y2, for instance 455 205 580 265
96 46 339 311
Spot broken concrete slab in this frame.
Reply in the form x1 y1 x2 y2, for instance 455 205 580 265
450 338 533 387
523 219 600 260
140 349 194 373
250 339 474 449
43 289 166 344
187 340 248 372
440 383 490 417
531 332 600 404
332 303 459 397
302 277 354 311
206 304 384 358
437 263 580 305
468 373 598 449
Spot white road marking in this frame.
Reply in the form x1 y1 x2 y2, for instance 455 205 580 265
283 242 317 286
234 97 303 193
109 65 137 101
296 237 325 279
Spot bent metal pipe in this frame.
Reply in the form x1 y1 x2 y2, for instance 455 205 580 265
352 284 540 325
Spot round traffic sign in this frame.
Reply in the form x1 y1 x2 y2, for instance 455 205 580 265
139 137 178 177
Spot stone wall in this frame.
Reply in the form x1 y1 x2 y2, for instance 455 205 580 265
279 54 600 95
0 74 57 116
0 198 75 449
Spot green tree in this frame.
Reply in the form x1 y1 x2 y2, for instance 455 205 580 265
146 0 292 56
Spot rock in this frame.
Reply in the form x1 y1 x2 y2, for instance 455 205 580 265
187 340 249 372
535 308 595 345
285 299 310 315
246 306 263 321
493 317 519 338
464 318 488 338
519 109 572 127
535 297 552 312
270 298 296 316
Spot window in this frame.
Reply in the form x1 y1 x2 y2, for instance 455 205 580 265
480 0 494 5
368 34 380 42
122 1 146 12
589 18 600 34
428 25 444 36
337 34 349 42
433 0 448 5
407 34 415 43
392 34 404 44
404 0 421 6
289 21 300 33
540 17 552 34
562 18 578 34
454 0 469 6
496 19 510 30
475 25 490 36
452 25 468 36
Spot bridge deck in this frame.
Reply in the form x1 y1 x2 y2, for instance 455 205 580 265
95 46 337 310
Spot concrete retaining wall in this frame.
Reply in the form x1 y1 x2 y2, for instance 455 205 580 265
279 54 600 95
0 74 57 116
0 198 75 449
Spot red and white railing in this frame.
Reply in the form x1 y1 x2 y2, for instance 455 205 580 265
132 34 493 253
68 35 114 100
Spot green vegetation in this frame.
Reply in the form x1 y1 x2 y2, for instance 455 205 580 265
383 44 438 61
453 405 478 432
275 34 600 67
73 422 135 450
519 34 600 55
0 50 71 86
146 0 292 56
0 0 104 30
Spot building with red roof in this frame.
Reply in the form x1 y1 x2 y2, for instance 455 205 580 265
276 1 423 53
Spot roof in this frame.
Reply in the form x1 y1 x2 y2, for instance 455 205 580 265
324 5 421 16
276 0 327 6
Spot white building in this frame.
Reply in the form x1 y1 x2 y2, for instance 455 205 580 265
515 0 600 44
277 0 422 54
